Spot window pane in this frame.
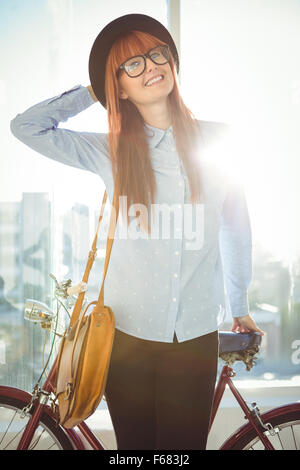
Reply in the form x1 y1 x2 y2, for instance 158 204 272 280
181 0 300 381
1 0 167 392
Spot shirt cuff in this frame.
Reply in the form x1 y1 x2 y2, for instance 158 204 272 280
47 84 95 112
229 291 250 318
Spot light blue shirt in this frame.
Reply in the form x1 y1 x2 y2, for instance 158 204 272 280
10 84 252 343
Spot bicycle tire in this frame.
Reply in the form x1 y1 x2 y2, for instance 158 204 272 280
0 394 74 450
226 406 300 450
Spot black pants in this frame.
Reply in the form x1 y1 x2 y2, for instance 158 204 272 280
104 329 219 450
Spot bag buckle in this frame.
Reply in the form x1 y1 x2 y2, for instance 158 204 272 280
88 250 97 261
65 382 73 400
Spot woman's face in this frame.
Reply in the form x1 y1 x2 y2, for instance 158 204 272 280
117 49 174 108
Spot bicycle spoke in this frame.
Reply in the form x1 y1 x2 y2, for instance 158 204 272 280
1 423 28 449
0 409 32 449
276 432 284 450
0 408 19 446
28 428 46 450
3 425 28 449
291 425 298 450
47 441 57 450
28 428 59 450
0 411 56 450
0 396 74 449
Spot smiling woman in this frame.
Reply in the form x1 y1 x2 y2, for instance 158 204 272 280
9 11 262 451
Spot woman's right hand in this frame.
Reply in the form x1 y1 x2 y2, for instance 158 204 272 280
87 85 98 102
231 314 265 336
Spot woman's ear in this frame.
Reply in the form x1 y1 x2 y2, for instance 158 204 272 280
119 89 128 100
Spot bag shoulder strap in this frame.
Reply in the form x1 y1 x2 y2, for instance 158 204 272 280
69 189 119 327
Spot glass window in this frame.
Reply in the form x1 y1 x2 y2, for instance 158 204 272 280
1 0 167 392
2 0 300 398
180 0 300 381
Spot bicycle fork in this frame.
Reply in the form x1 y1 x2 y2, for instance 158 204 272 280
16 359 84 450
210 365 276 450
16 360 57 450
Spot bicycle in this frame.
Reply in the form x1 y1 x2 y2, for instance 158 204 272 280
0 275 299 450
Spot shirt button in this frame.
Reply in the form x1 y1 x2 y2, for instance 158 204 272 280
175 251 179 255
178 182 183 187
174 273 178 278
173 298 177 302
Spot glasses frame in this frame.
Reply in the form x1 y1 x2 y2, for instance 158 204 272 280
117 44 170 78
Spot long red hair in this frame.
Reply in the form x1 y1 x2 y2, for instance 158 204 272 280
105 30 205 234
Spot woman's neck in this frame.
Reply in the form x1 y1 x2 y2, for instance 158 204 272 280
136 101 172 131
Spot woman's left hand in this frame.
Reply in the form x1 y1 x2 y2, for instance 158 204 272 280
231 314 265 336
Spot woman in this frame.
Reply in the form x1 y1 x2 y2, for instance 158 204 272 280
10 14 264 450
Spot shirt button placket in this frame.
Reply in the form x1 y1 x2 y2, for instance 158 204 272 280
166 178 184 340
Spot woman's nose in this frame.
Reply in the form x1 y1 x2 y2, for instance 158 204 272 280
145 57 157 72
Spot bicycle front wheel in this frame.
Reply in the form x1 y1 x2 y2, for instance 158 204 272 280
0 394 74 450
226 405 300 450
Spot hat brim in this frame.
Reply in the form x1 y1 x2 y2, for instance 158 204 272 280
88 13 179 109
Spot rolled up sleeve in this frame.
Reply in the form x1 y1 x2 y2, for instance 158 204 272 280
10 84 111 179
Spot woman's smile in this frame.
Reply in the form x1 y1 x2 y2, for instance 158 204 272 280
144 74 164 87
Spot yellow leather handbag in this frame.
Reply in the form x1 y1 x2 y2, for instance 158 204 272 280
54 190 118 429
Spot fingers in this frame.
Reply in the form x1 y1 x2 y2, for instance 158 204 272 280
245 321 265 336
238 326 250 333
231 322 265 335
255 327 265 336
231 325 250 334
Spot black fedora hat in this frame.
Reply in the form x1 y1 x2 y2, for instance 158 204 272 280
88 13 179 109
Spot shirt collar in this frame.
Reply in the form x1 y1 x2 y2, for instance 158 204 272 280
144 122 173 148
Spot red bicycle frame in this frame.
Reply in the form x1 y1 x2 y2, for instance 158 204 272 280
10 360 280 450
209 364 275 450
15 358 105 450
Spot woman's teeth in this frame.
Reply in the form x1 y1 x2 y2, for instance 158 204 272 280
145 75 164 86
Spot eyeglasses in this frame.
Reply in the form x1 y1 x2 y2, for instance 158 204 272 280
117 45 170 78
